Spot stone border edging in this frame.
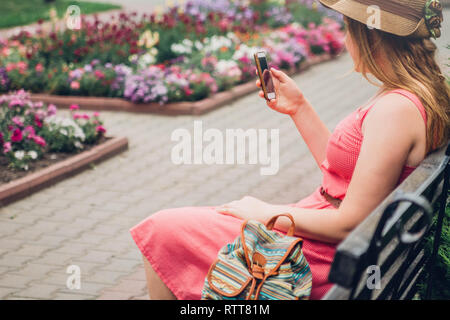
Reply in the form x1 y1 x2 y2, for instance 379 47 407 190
30 54 336 115
0 136 129 206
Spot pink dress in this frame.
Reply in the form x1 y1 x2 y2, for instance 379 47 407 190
130 89 427 300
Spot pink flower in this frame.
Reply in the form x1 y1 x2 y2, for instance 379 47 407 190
33 101 44 108
35 63 44 73
69 104 80 111
24 125 35 138
3 142 11 154
12 116 23 127
47 104 57 116
11 128 23 142
93 112 100 118
5 62 15 72
17 61 27 74
70 81 80 90
73 113 82 119
96 125 106 134
33 135 46 147
9 99 24 108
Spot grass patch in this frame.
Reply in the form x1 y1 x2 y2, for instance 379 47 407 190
417 198 450 299
0 0 121 29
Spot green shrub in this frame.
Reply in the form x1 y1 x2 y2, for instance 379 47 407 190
417 199 450 299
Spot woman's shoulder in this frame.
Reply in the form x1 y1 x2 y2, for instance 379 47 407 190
361 89 427 132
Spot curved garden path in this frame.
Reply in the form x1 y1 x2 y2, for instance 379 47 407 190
0 19 448 298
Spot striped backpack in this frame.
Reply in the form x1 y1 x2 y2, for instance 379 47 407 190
201 214 312 300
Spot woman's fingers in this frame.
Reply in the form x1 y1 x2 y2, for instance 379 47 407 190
267 99 278 110
270 68 288 83
258 91 264 98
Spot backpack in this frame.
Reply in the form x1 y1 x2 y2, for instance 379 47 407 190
201 213 312 300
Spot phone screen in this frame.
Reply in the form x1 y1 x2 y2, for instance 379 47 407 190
256 52 275 100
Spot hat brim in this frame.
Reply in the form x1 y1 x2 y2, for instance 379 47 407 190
319 0 429 38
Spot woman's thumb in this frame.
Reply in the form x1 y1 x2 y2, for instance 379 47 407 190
270 68 288 83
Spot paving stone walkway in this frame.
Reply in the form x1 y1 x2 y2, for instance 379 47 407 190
0 24 448 298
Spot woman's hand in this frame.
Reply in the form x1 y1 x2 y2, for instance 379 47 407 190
256 68 305 116
216 196 282 222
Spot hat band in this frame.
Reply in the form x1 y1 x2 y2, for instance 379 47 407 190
352 0 423 21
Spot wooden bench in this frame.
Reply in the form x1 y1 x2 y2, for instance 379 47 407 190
323 142 449 300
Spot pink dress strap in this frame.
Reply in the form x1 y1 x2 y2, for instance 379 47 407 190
359 89 427 127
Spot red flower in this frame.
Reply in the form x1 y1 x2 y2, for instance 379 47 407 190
34 115 43 128
69 104 80 111
94 70 105 79
11 128 23 142
95 125 106 134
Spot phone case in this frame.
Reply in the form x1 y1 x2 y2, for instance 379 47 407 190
254 52 275 101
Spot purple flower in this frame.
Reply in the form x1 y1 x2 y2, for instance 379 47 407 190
0 67 9 91
124 66 168 104
47 104 57 116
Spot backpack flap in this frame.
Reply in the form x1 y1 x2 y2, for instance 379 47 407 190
204 258 254 299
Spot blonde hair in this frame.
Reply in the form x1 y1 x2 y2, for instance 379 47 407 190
345 17 450 155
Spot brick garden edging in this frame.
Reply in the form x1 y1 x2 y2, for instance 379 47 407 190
0 136 128 206
30 54 336 115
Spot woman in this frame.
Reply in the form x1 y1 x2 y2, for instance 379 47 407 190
130 0 449 300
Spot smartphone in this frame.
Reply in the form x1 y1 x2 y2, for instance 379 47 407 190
254 51 276 101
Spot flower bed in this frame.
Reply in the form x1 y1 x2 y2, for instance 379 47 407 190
0 0 345 111
0 90 128 204
28 53 335 114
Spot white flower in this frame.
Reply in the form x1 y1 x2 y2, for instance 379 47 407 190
232 44 263 61
14 150 25 160
182 39 193 47
171 43 192 55
45 116 85 141
60 128 68 136
28 151 38 160
74 141 84 149
194 41 204 50
137 52 157 69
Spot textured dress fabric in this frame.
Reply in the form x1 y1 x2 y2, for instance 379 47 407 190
130 89 427 300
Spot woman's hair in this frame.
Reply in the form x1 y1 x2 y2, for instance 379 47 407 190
345 16 449 155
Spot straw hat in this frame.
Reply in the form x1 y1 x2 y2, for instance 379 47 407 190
319 0 444 38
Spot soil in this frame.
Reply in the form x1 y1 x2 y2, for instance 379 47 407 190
0 136 108 186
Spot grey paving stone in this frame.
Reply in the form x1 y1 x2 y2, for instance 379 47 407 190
0 273 37 289
12 284 60 299
0 254 33 268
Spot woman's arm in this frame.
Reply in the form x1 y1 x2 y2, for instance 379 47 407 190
289 99 332 167
218 93 425 243
256 68 331 167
